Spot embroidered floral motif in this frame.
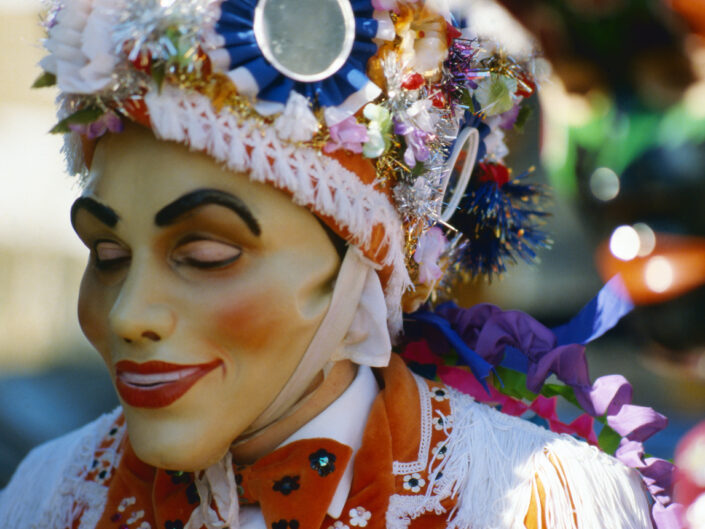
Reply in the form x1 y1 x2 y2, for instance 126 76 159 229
430 387 449 402
127 510 145 524
329 521 349 529
273 475 300 495
402 473 426 493
111 513 122 522
272 519 300 529
309 449 336 477
349 507 371 527
432 414 453 432
118 497 136 513
432 441 448 460
137 523 151 529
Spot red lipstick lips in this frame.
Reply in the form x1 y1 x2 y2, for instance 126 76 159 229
115 359 222 408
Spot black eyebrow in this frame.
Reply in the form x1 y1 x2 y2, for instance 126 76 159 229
71 197 119 229
154 188 261 236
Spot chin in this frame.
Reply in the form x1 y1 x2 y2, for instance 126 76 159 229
124 408 235 471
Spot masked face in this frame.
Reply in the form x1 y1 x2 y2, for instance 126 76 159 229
73 123 341 471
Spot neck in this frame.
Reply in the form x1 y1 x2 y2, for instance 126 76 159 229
230 360 358 464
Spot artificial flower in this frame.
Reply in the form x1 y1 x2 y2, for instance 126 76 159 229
348 507 372 527
475 74 518 116
362 104 393 158
394 120 430 167
482 121 509 161
323 116 369 154
394 3 449 77
68 110 124 140
414 227 448 284
40 0 119 94
274 92 320 143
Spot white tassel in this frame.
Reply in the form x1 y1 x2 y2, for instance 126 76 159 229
417 390 653 529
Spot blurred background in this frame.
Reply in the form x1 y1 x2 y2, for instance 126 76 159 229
1 0 704 488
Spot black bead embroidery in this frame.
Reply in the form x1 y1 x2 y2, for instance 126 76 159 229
309 449 336 477
272 519 299 529
165 520 184 529
272 475 300 495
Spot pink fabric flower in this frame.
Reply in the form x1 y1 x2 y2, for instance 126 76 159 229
323 116 369 154
414 227 448 285
69 110 124 140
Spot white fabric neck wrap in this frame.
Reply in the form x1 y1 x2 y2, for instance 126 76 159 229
245 247 392 433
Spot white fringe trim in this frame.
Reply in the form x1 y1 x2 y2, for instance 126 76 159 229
143 86 410 335
0 407 124 529
387 389 653 529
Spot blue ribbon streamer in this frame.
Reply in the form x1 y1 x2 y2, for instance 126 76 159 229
406 311 493 391
500 275 634 374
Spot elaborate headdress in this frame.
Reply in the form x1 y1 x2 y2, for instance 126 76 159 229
36 2 682 526
36 0 549 335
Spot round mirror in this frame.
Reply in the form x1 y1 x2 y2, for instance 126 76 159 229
253 0 356 83
440 128 480 222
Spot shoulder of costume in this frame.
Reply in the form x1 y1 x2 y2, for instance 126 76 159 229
0 407 125 529
385 369 653 529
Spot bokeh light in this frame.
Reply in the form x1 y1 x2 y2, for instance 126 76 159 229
589 167 620 201
645 256 675 293
610 225 640 261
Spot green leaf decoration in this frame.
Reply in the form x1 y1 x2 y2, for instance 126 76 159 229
152 63 166 91
597 424 621 454
411 161 427 178
460 89 476 113
541 383 580 409
50 106 104 134
494 366 537 401
514 105 533 133
32 71 56 89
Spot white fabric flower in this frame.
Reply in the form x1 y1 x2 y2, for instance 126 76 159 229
402 473 426 493
432 440 448 460
127 510 145 524
432 414 453 432
329 521 349 529
482 121 509 162
348 507 371 527
40 0 120 94
274 92 320 143
429 386 449 402
118 496 136 513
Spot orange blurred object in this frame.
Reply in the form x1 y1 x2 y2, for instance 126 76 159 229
669 0 705 37
596 233 705 306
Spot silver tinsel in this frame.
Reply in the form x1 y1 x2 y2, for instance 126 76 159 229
112 0 219 63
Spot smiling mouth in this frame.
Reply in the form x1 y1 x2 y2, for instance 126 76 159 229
115 359 222 408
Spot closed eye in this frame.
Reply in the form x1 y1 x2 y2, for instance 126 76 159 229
94 240 131 270
172 238 242 269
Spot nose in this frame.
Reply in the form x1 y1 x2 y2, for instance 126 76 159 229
108 253 176 344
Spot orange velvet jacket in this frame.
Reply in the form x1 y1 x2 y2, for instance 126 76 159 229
2 355 650 529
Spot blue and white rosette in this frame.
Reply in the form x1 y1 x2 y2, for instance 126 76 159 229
208 0 395 120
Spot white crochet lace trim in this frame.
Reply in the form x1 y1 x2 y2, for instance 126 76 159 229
392 375 433 475
141 86 409 335
386 387 653 529
0 407 124 529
